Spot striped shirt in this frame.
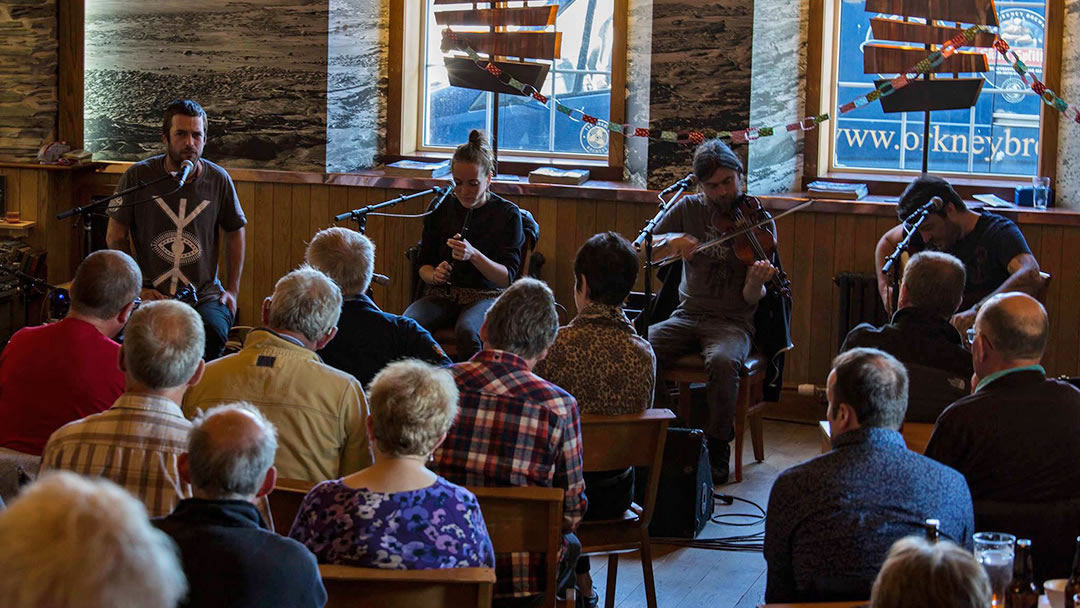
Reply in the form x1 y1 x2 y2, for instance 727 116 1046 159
40 393 191 517
433 350 586 599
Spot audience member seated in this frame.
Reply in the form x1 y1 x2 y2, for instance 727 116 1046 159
925 292 1080 579
534 231 655 607
154 402 326 608
0 250 141 458
869 537 991 608
841 251 973 422
432 278 586 606
290 359 494 569
764 347 973 603
184 267 369 482
306 227 451 385
41 300 205 516
0 471 186 608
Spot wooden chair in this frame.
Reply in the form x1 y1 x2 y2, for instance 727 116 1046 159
470 485 565 608
319 564 496 608
659 352 769 482
268 477 316 534
577 409 676 608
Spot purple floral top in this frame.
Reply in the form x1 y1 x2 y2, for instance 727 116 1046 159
288 477 495 570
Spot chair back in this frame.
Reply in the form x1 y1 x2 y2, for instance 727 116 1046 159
579 409 675 528
975 496 1080 583
269 478 316 534
319 564 495 608
469 485 564 608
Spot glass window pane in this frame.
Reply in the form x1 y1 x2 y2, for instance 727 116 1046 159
831 0 1045 177
423 0 612 157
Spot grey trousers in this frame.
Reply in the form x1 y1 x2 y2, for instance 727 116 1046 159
648 310 752 441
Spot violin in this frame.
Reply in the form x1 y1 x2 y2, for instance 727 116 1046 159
714 195 791 297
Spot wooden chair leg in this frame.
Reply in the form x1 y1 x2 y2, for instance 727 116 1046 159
639 530 658 608
734 380 749 483
605 554 619 608
750 409 765 462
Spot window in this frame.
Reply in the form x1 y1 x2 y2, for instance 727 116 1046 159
416 0 617 160
827 0 1048 177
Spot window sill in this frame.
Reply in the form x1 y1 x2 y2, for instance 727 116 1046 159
805 171 1033 201
386 150 623 182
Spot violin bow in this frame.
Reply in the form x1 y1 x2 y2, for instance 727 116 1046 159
651 199 816 267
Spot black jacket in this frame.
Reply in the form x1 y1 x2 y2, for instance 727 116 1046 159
154 498 327 608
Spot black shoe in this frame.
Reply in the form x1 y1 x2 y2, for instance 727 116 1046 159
707 436 731 485
576 587 599 608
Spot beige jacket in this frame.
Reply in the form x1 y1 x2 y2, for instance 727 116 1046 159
183 329 370 481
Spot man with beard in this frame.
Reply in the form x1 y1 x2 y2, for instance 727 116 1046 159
874 174 1040 336
106 99 246 360
647 139 777 483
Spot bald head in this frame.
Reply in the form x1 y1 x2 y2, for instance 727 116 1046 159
976 292 1048 362
187 403 278 500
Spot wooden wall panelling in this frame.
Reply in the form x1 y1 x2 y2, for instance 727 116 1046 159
1056 226 1080 377
234 181 256 325
788 212 816 384
1036 226 1063 371
249 182 275 326
809 213 838 383
290 185 311 272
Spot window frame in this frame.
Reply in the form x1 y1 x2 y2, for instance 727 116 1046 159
803 0 1064 187
388 0 627 178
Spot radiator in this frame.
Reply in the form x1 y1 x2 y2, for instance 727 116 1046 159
834 272 889 350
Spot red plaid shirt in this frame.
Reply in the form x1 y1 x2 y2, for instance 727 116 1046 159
433 350 587 599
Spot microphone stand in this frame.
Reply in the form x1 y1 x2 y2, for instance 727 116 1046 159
633 175 692 340
57 172 179 260
335 185 450 234
881 198 937 314
0 265 57 330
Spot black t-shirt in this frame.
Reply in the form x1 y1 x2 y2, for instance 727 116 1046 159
911 211 1031 310
417 193 524 289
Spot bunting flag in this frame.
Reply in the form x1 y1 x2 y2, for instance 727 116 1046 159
442 24 1080 146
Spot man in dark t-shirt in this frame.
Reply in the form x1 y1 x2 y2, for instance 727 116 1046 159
874 174 1041 337
305 227 450 386
106 100 246 360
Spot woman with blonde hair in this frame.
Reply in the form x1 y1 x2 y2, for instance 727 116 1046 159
289 359 494 569
870 536 991 608
404 129 525 360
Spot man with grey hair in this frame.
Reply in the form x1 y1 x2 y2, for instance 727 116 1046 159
764 347 973 603
0 250 141 462
41 300 206 517
0 471 187 608
183 266 369 481
306 226 449 385
841 251 973 422
153 403 326 608
433 278 585 603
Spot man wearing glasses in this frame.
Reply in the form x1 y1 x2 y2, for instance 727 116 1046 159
874 174 1041 337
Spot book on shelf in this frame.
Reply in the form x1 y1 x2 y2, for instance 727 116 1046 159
807 180 868 200
383 159 450 178
528 167 590 185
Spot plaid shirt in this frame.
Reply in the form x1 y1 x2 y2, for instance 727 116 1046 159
40 393 191 517
433 350 586 599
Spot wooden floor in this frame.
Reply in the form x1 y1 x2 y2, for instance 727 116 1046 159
586 419 822 608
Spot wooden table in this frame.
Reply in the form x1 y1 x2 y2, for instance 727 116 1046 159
818 421 934 454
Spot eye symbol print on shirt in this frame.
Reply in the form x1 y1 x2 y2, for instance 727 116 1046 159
151 196 211 294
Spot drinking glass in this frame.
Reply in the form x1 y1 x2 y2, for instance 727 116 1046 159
975 531 1016 607
1033 176 1051 210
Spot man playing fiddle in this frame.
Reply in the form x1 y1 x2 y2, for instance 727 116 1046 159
647 139 777 484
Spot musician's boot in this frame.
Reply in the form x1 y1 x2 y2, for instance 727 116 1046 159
707 435 731 485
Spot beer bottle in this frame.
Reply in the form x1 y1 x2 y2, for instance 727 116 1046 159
1005 539 1038 608
924 518 940 544
1066 537 1080 608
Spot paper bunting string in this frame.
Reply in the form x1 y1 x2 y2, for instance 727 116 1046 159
442 24 1080 147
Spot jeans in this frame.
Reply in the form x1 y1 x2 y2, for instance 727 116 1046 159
403 296 495 361
648 310 752 442
196 298 234 361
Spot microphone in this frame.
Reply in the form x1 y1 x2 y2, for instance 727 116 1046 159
175 159 195 188
659 173 695 196
431 184 453 209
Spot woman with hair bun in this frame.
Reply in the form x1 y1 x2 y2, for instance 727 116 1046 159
405 129 525 360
